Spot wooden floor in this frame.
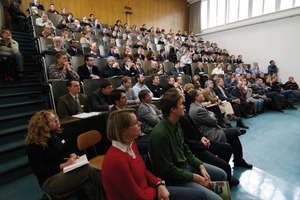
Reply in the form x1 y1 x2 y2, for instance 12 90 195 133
0 104 299 200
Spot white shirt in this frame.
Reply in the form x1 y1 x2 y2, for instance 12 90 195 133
112 140 136 158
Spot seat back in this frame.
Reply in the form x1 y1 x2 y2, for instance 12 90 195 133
181 74 192 86
42 54 57 82
77 130 102 151
50 80 68 112
82 79 102 99
107 76 123 90
71 56 85 72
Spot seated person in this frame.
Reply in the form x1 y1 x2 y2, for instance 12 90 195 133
48 36 66 52
87 42 101 59
28 0 45 12
148 75 164 98
156 49 168 62
133 73 153 98
105 89 128 123
134 57 145 75
169 60 184 76
188 89 253 168
41 24 55 39
150 91 227 200
46 4 59 14
103 109 192 200
0 29 24 80
146 60 160 76
57 79 90 118
105 45 121 59
7 0 30 32
235 63 246 75
25 110 103 199
231 81 254 117
80 31 92 45
120 56 138 77
67 39 83 57
48 52 80 80
133 47 145 60
36 12 56 29
211 63 224 75
163 76 176 92
284 76 300 97
78 55 100 81
90 79 114 111
117 76 139 104
137 89 162 134
103 56 121 78
120 45 132 59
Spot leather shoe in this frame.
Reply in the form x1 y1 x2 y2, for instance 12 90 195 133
229 176 240 187
289 104 297 110
236 122 249 129
239 129 247 135
245 114 253 118
234 159 253 169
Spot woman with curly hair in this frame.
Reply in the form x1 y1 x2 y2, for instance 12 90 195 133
25 110 104 199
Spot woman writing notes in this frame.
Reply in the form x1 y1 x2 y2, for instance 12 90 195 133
25 110 103 199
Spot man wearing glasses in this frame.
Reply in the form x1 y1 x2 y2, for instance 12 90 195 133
78 55 100 81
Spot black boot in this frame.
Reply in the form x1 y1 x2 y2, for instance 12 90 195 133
236 121 249 129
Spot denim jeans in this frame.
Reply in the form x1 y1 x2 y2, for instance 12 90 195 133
169 163 227 200
0 53 24 71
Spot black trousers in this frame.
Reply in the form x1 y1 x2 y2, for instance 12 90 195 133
223 127 244 163
192 141 233 181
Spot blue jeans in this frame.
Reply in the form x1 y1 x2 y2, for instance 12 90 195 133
279 90 297 103
169 163 227 200
256 98 264 112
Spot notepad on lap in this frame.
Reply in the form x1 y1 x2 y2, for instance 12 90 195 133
63 154 89 173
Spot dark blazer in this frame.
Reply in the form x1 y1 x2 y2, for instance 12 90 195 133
133 53 145 60
168 66 183 76
148 83 164 98
214 86 236 102
90 89 110 111
194 67 206 75
57 93 90 118
67 47 83 57
231 87 247 102
120 65 138 77
156 54 166 62
78 65 100 81
103 64 121 78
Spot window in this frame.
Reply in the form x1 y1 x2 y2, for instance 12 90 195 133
201 0 208 29
264 0 276 14
252 0 263 17
200 0 300 30
209 0 217 27
280 0 293 10
239 0 249 20
228 0 239 23
217 0 226 25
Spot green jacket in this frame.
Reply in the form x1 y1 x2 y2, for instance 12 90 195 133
149 117 202 184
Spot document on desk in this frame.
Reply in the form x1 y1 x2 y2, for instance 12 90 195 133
151 97 161 101
63 154 89 173
72 112 101 119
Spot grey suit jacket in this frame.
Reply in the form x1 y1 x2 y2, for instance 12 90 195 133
189 102 226 142
57 93 91 118
137 103 162 134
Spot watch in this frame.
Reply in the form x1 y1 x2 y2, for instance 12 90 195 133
156 180 166 188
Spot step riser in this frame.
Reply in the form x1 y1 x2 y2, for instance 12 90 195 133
0 101 49 116
0 94 41 105
0 130 26 144
0 148 26 164
0 117 30 131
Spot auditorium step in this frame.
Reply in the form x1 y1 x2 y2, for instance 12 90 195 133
0 83 51 185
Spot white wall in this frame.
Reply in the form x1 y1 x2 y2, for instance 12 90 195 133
200 15 300 83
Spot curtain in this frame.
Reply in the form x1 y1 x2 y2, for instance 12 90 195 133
189 1 201 34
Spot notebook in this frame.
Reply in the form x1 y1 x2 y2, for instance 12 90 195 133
63 154 89 173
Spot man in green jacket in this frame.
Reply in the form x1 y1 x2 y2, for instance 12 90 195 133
150 91 227 200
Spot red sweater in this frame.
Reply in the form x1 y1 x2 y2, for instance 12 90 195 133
102 141 160 200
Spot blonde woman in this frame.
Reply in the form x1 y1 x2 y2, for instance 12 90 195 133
25 110 103 199
102 109 197 200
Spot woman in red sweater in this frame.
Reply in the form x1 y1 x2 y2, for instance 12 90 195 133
103 109 210 200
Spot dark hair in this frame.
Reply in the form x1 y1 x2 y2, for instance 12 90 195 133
84 55 92 62
66 79 79 87
55 52 67 60
138 89 150 101
109 89 125 105
135 73 143 83
160 91 182 117
159 49 165 53
100 79 112 89
151 74 158 81
189 89 198 103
